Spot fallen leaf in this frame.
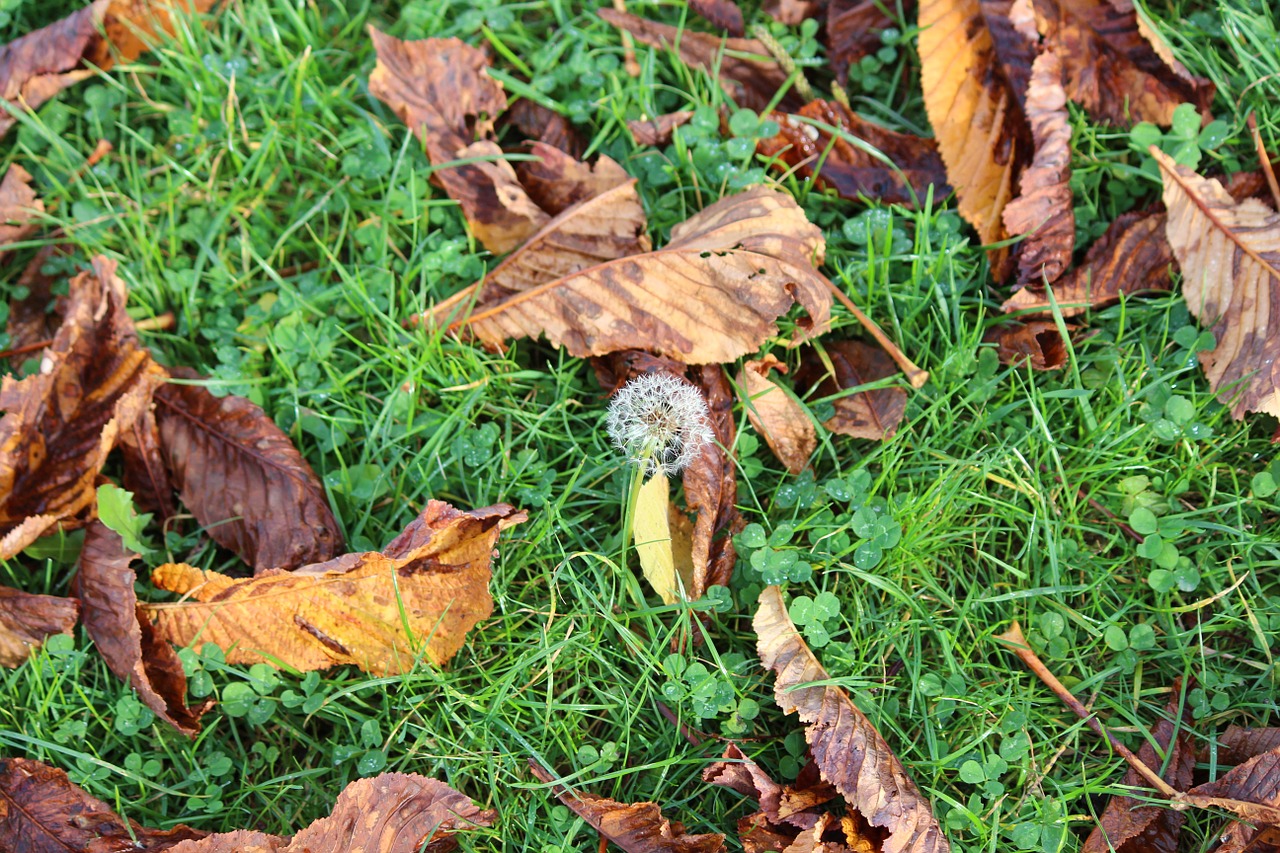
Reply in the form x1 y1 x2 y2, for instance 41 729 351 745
794 340 907 440
1002 51 1074 287
685 364 742 595
755 586 950 853
529 761 725 852
450 185 832 364
689 0 745 35
0 756 205 851
598 10 805 113
1031 0 1214 126
367 27 547 254
1001 207 1172 316
4 246 61 368
1180 747 1280 852
118 397 178 521
633 471 692 604
628 110 695 147
514 142 633 218
703 744 839 834
765 0 822 24
505 98 585 158
152 367 343 573
984 320 1069 369
0 0 219 140
0 164 42 253
1082 679 1194 853
1155 147 1280 419
0 256 162 558
827 0 912 83
738 354 815 474
72 520 209 734
168 773 495 853
142 501 524 674
1217 727 1280 765
756 100 950 207
919 0 1036 279
0 586 77 668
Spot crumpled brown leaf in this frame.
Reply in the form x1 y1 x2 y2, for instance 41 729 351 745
1216 727 1280 765
738 354 815 474
0 756 206 852
794 340 907 440
1155 147 1280 419
704 744 840 844
628 111 694 147
505 98 585 158
689 0 745 35
755 586 950 853
141 501 525 674
0 256 163 558
529 762 725 852
514 141 632 218
450 185 832 364
756 100 950 207
828 0 911 82
1180 747 1280 852
72 520 210 734
4 246 61 369
0 164 42 253
152 366 343 573
0 586 77 668
167 772 495 853
985 320 1070 369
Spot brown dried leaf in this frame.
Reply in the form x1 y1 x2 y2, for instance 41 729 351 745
1217 727 1280 766
685 364 741 594
529 762 725 852
118 398 178 521
367 27 547 254
141 502 525 674
4 245 61 368
738 355 815 474
628 110 695 147
828 0 910 81
1002 51 1074 287
794 340 907 440
598 9 805 113
1001 207 1172 316
505 99 585 158
1031 0 1214 127
153 367 343 573
515 142 633 218
757 100 950 207
0 756 205 852
755 586 950 853
73 520 209 734
689 0 746 35
0 586 77 667
919 0 1035 279
703 744 838 832
1181 747 1280 852
0 164 42 253
0 256 162 558
452 185 831 364
765 0 822 25
984 321 1069 369
1156 147 1280 419
0 0 219 140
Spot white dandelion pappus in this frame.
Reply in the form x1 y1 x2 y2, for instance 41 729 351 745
606 373 715 476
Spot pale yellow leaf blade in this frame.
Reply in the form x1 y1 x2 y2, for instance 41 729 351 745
634 472 680 604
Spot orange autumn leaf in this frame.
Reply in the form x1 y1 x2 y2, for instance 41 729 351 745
737 354 815 474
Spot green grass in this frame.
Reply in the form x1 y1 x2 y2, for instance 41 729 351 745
1 0 1278 850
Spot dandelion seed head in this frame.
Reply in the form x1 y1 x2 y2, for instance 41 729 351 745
606 372 714 475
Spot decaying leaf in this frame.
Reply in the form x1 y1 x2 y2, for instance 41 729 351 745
368 27 547 254
1002 51 1074 287
168 773 495 853
685 365 741 595
764 0 821 25
794 340 907 440
142 501 524 674
1217 727 1280 765
689 0 745 35
529 762 725 852
450 185 831 364
628 111 695 147
598 10 805 113
633 471 694 604
505 98 585 158
0 256 163 558
755 586 950 853
1180 747 1280 852
828 0 911 81
984 320 1069 369
1031 0 1214 127
0 164 42 253
1001 207 1172 316
0 0 220 140
0 757 205 852
738 354 815 474
756 100 950 207
152 367 343 573
0 586 77 668
73 520 209 734
704 744 841 844
4 246 61 368
514 141 632 218
1156 147 1280 419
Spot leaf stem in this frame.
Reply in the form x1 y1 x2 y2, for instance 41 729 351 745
822 277 929 388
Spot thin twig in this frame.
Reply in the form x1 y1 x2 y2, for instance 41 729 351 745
1247 112 1280 211
822 278 928 388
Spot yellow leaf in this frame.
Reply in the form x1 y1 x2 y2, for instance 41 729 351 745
633 473 688 604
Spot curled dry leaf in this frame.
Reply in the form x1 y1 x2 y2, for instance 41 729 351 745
628 110 695 147
764 0 821 25
984 321 1070 369
141 501 525 674
1002 51 1074 287
505 98 585 158
0 164 42 254
1155 147 1280 419
598 9 805 113
72 520 209 734
1001 207 1172 316
450 185 831 364
704 744 839 841
367 27 547 254
685 364 741 595
514 141 632 218
168 773 495 853
529 762 725 852
1180 747 1280 852
153 367 343 573
0 586 77 668
828 0 911 81
737 354 815 474
0 757 205 852
755 586 950 853
794 340 907 440
756 100 950 207
0 256 162 558
4 246 62 368
1031 0 1214 126
689 0 745 35
1216 727 1280 766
